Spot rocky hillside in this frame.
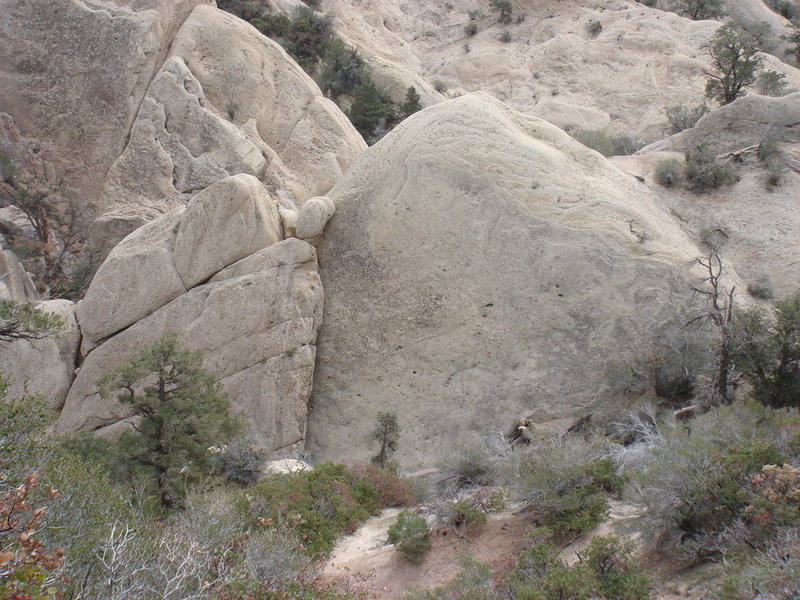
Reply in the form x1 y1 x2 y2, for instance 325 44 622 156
1 0 799 470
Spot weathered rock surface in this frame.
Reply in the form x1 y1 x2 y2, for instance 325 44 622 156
1 0 365 250
642 93 800 155
0 0 211 214
0 299 80 410
627 93 800 299
76 174 281 346
306 93 706 468
59 237 323 456
0 250 38 302
98 4 366 241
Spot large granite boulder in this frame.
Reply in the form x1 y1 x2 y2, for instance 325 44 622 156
0 0 211 214
306 93 706 468
76 174 281 346
58 238 322 456
96 4 366 245
1 1 365 252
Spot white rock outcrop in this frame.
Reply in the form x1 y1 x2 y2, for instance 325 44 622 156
59 236 323 457
76 174 281 346
1 0 366 251
306 93 706 468
0 299 80 410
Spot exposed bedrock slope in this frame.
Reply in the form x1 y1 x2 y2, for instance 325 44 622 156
629 93 800 300
306 93 707 468
321 0 800 140
58 174 329 458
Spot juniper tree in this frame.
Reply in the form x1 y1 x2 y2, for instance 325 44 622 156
669 0 725 20
705 23 766 105
99 333 238 509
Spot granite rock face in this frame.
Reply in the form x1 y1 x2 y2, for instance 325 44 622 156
0 1 365 250
60 233 322 457
0 299 80 410
0 250 38 302
306 93 706 468
76 174 281 346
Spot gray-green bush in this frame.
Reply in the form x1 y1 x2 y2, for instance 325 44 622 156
685 143 734 191
654 158 683 187
388 509 431 562
665 102 709 133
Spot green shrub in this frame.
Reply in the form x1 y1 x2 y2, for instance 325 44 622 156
319 38 366 98
587 19 602 36
212 438 263 487
405 553 499 599
504 437 623 536
665 0 725 20
654 158 683 187
499 30 512 43
464 22 478 36
244 462 381 556
346 463 416 507
767 0 797 19
437 441 496 489
449 499 489 530
348 80 398 144
627 401 799 560
388 509 431 562
665 102 709 133
732 293 800 408
685 143 733 191
746 282 774 300
250 7 333 74
572 130 644 157
512 536 649 600
399 86 423 120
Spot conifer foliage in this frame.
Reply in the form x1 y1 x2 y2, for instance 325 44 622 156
99 333 239 509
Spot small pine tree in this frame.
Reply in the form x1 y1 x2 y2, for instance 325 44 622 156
0 300 64 344
348 79 393 143
387 509 431 562
399 86 422 120
371 411 400 469
99 333 239 508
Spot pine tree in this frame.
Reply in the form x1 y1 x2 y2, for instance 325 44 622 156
371 411 400 469
348 79 391 142
99 333 239 508
399 86 422 120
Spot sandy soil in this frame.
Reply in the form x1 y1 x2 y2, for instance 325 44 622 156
320 506 534 599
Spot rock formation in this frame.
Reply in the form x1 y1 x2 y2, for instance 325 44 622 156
321 0 800 141
0 299 80 410
628 93 800 300
59 175 327 458
306 93 707 468
0 249 38 302
1 0 365 251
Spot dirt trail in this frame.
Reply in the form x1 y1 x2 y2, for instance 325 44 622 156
320 507 533 599
321 500 705 600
